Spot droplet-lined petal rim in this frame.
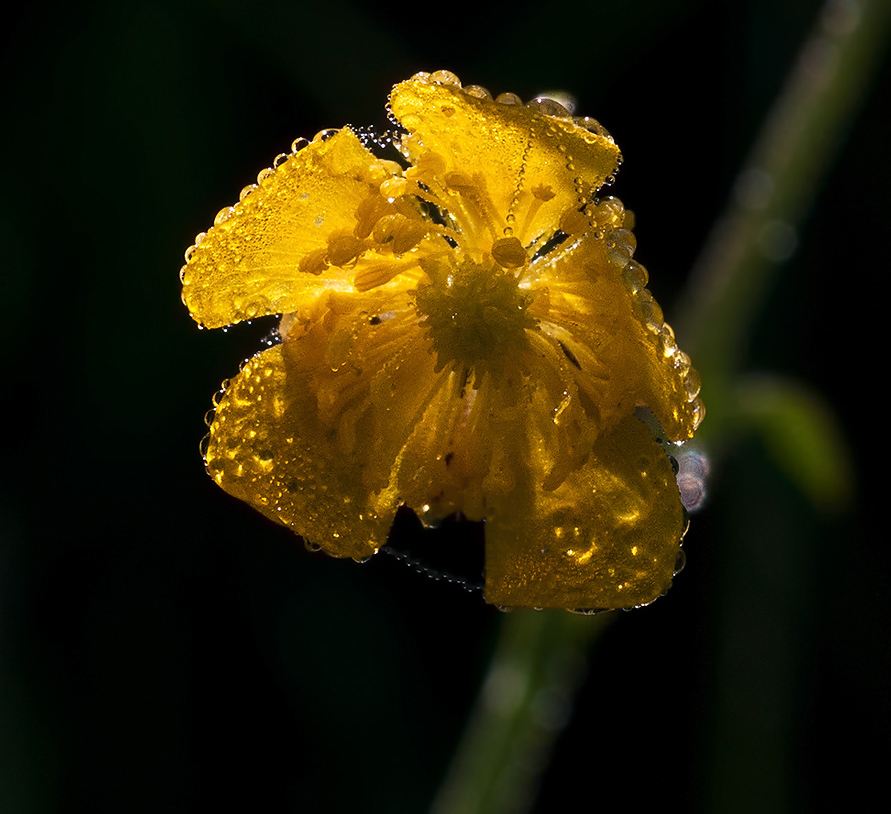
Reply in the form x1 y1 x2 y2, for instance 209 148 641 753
389 76 621 251
182 129 399 329
484 414 686 609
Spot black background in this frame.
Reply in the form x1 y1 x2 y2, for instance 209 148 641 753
2 0 888 811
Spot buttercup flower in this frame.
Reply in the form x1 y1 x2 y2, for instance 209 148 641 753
181 70 704 610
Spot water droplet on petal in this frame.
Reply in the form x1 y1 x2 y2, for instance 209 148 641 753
673 549 687 576
429 69 461 87
683 369 702 399
622 259 648 292
526 97 571 118
463 84 492 100
495 92 523 106
605 228 637 265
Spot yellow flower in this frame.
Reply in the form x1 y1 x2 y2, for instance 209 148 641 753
181 70 704 610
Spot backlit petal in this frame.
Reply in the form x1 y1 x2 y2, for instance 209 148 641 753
484 414 686 609
389 76 621 250
182 129 398 328
206 343 398 559
528 232 702 442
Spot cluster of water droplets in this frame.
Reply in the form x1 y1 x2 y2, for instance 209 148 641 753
180 127 359 327
593 200 705 431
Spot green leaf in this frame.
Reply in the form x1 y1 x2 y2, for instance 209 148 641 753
734 375 854 512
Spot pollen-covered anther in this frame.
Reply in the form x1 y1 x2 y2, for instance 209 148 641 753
299 247 329 275
327 231 367 267
354 194 394 239
559 208 590 235
531 184 557 202
491 236 528 269
372 214 428 254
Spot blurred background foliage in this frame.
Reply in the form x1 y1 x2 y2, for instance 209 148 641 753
1 0 888 811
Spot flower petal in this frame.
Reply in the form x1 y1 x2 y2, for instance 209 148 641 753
206 343 399 559
389 75 621 249
182 129 398 328
529 232 702 443
483 414 685 610
279 287 449 496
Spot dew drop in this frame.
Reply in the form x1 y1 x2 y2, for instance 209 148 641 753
495 92 523 106
463 84 492 100
526 97 571 118
683 369 702 399
673 548 687 576
291 136 310 153
273 152 289 168
691 397 706 429
429 69 461 87
214 206 234 226
622 259 648 292
605 228 637 266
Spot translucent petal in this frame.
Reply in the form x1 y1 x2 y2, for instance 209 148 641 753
206 343 399 559
279 288 449 494
389 77 620 248
182 129 395 328
395 367 532 524
484 414 685 609
528 232 701 443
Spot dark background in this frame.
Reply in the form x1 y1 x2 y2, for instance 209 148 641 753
2 0 888 811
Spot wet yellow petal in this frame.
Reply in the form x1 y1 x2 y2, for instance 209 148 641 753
182 129 397 328
280 288 448 495
206 343 398 559
484 414 685 609
529 231 702 443
395 368 531 524
389 75 620 248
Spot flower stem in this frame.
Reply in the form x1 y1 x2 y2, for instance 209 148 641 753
431 610 611 814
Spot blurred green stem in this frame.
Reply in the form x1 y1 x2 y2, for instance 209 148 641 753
676 0 891 441
431 610 611 814
431 1 890 812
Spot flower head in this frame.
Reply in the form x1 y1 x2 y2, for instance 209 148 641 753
181 70 704 610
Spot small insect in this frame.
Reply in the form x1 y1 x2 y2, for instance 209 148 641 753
181 70 704 610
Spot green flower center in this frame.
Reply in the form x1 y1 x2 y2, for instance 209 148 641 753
414 259 538 378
